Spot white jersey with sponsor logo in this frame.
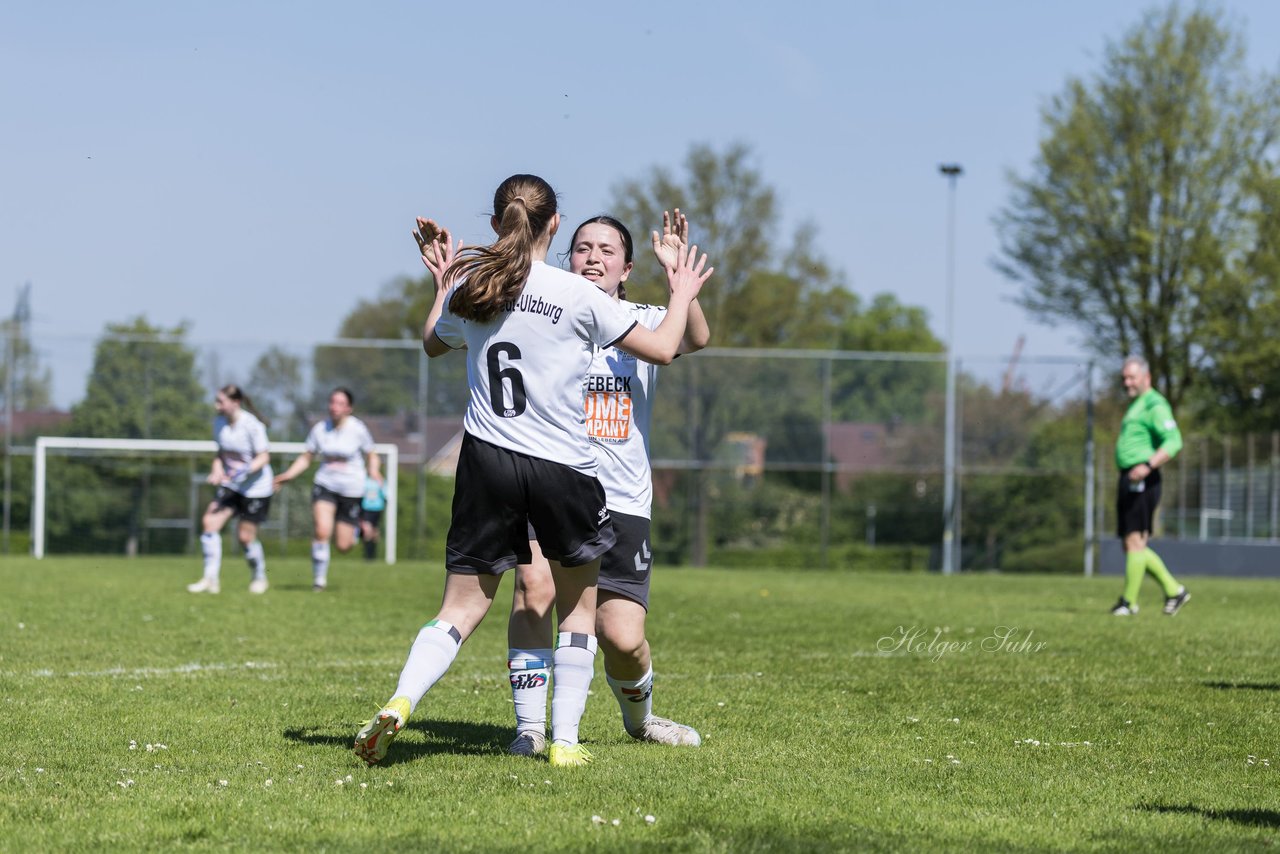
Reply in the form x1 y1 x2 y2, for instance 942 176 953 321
213 411 274 499
584 301 665 518
435 260 637 474
305 416 376 497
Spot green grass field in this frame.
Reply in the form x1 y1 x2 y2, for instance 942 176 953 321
2 557 1277 852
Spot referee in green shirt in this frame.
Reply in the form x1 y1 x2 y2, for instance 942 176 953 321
1111 356 1190 616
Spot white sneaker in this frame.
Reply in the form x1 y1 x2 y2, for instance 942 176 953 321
248 577 269 595
507 731 547 757
186 577 220 594
626 715 702 746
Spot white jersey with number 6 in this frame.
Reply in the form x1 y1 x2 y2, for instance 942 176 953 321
435 260 637 474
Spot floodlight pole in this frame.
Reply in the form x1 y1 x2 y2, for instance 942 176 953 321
939 164 963 575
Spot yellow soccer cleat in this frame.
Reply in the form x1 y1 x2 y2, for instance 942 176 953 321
353 697 412 766
548 742 594 768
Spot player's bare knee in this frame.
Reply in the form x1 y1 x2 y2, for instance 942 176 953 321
513 571 555 614
599 623 645 662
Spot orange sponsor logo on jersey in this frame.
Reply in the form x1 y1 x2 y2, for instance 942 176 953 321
584 391 632 443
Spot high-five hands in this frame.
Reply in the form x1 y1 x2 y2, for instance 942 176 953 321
666 242 713 303
413 218 463 286
651 208 689 271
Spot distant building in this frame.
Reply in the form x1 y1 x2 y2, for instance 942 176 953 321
332 412 464 473
1 409 72 440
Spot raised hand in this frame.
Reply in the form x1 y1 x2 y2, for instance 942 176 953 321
666 242 713 304
413 217 463 286
651 208 689 270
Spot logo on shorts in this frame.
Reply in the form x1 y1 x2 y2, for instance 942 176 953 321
633 541 651 574
509 673 548 690
246 500 262 515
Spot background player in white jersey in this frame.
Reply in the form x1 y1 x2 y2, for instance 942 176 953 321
272 387 382 591
505 212 710 757
354 174 712 769
187 385 274 595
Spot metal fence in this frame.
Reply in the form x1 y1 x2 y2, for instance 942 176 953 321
1098 433 1280 543
1 330 1126 569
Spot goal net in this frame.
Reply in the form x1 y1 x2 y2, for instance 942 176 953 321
31 437 399 563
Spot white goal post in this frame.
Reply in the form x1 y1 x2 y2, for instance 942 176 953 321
31 436 399 563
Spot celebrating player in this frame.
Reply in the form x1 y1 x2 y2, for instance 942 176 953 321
506 211 709 757
272 387 382 591
187 384 274 595
354 174 712 768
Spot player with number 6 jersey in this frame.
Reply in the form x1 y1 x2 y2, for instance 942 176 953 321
354 174 713 769
441 258 637 477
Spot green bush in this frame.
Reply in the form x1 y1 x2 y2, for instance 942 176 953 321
707 541 930 571
1000 539 1086 573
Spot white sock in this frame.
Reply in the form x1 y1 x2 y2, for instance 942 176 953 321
200 531 222 580
606 667 654 734
508 648 552 735
550 633 597 746
393 620 462 714
243 540 266 579
311 540 330 586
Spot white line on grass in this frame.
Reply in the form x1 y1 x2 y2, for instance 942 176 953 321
13 659 816 681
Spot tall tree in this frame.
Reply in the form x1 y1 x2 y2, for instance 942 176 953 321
1195 168 1280 430
313 275 428 417
317 274 470 419
994 6 1280 409
831 292 944 424
610 143 948 563
71 317 206 439
54 318 206 555
608 142 850 346
608 144 851 563
247 346 310 440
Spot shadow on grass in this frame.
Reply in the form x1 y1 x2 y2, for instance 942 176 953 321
1202 680 1280 691
284 719 514 764
1138 803 1280 828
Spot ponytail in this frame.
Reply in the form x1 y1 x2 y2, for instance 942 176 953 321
445 175 558 322
220 384 269 428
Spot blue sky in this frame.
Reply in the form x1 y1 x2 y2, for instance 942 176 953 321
3 1 1278 406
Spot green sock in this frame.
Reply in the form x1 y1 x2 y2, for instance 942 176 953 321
1144 548 1181 597
1123 551 1146 604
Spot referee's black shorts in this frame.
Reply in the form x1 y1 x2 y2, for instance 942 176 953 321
446 433 616 575
1116 467 1162 538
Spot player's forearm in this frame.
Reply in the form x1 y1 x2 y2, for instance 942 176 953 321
422 293 452 357
679 298 710 354
276 454 311 482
